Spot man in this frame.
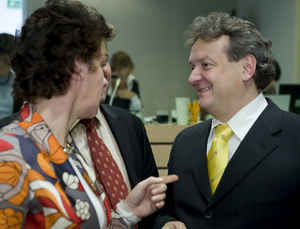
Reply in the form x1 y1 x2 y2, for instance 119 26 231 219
69 48 158 229
153 12 300 229
0 12 158 229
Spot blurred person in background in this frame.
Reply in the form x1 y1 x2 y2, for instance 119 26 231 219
105 51 144 119
0 33 22 118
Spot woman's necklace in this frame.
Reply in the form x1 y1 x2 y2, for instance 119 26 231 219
0 71 11 85
63 143 75 157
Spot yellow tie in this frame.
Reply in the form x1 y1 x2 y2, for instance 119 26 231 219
207 124 233 194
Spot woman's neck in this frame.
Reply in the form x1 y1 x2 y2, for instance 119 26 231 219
32 97 77 148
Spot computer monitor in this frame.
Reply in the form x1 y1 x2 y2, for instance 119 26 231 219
278 84 300 114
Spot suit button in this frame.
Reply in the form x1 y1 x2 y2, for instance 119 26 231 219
205 211 213 219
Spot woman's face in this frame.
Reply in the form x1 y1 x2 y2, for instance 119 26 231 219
79 42 111 118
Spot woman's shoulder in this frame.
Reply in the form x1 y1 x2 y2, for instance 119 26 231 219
0 123 35 157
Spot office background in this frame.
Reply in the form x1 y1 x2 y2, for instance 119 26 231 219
23 0 300 116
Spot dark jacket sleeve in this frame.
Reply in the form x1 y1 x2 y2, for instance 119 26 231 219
0 112 20 128
100 104 158 229
152 134 181 228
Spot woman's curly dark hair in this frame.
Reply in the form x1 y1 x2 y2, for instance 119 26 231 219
11 0 115 103
184 12 275 90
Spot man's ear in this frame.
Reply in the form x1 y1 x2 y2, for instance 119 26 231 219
242 54 256 82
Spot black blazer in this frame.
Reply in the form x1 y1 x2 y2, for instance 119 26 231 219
0 111 19 128
0 104 158 229
154 99 300 229
101 104 158 229
100 104 158 185
0 99 22 125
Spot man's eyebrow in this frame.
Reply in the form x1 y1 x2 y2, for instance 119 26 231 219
189 57 204 65
189 56 214 64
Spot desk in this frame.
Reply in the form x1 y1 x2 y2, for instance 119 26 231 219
145 124 190 176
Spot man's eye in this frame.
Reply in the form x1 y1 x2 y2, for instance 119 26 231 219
203 63 211 69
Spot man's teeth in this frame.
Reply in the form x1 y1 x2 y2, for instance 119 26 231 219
200 86 212 93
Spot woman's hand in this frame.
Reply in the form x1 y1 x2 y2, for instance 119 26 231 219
123 175 178 219
117 88 136 99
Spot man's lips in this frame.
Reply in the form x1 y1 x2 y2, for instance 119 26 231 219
199 86 212 93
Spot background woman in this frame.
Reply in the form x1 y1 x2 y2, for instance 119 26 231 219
105 51 144 119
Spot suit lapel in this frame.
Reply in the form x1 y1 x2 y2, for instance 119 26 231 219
209 100 283 206
190 120 213 202
100 105 139 184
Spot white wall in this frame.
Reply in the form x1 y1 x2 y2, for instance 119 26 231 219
0 0 23 35
237 0 298 84
24 0 299 116
84 0 239 116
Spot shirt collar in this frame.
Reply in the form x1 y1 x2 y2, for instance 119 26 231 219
211 92 268 141
70 108 103 131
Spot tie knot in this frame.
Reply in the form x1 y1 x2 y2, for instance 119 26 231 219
215 124 233 141
81 118 95 129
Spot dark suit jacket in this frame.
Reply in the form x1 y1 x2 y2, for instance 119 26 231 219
0 104 159 229
154 99 300 229
0 111 19 128
100 104 159 229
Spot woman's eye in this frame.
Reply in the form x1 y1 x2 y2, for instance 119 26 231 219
101 61 107 67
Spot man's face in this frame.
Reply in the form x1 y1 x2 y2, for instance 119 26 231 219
188 36 246 121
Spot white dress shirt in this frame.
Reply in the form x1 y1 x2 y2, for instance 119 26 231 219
70 109 131 190
68 108 140 227
207 93 268 161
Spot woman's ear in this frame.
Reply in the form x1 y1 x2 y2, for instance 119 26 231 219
73 59 85 81
242 54 257 82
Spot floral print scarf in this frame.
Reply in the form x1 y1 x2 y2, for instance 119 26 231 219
0 103 134 229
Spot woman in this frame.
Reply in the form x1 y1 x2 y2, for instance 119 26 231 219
0 0 177 228
105 51 144 119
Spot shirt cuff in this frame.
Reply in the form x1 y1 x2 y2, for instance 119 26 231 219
116 200 141 226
